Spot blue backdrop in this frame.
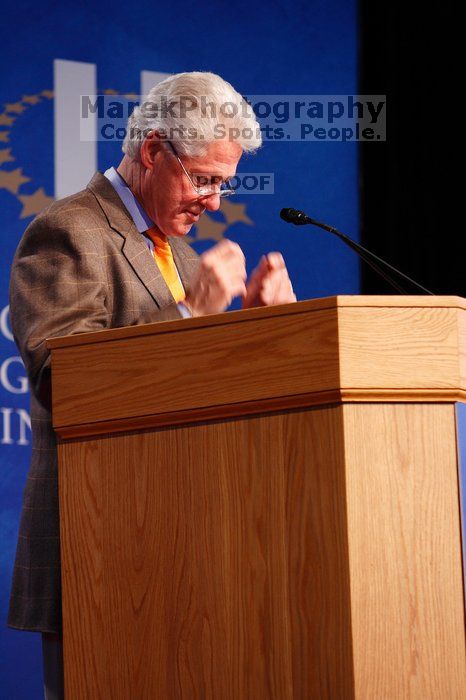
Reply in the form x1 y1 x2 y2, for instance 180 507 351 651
0 1 358 695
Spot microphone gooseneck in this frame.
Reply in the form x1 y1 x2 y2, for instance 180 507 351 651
279 208 434 296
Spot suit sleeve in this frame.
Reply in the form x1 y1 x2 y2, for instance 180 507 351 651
9 212 182 405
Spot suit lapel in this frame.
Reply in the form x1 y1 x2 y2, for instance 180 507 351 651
170 236 200 291
87 172 197 308
121 230 176 308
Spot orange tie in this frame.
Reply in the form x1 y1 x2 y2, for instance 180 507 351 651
145 227 185 302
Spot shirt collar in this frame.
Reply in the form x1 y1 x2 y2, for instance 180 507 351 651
103 167 154 233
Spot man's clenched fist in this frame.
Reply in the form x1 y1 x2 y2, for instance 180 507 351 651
184 239 247 316
242 252 296 308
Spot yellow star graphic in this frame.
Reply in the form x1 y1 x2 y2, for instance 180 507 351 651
0 148 14 165
22 94 41 105
103 89 118 95
18 188 54 219
41 90 54 99
0 132 10 143
4 102 26 114
220 200 253 226
0 113 16 126
0 168 31 194
190 214 227 243
124 93 138 99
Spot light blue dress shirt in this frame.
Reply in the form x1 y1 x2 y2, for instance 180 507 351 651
104 167 191 318
104 167 153 232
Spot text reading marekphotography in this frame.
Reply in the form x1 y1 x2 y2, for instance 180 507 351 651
80 94 386 143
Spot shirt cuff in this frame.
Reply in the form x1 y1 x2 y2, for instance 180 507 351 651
177 302 192 319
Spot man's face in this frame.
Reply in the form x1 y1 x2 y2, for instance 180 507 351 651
139 137 243 237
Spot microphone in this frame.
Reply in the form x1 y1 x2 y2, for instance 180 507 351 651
280 208 313 225
279 208 434 295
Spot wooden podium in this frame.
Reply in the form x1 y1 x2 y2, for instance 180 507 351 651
48 296 466 699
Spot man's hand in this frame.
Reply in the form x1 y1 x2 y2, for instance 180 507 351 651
242 252 296 308
184 239 247 316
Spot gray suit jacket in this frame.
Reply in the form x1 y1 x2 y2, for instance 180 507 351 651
8 172 199 633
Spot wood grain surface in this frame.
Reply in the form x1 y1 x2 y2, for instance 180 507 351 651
339 306 462 389
59 407 355 699
49 297 466 436
459 307 466 391
51 306 340 430
47 295 466 350
343 403 466 698
54 297 466 697
59 402 466 698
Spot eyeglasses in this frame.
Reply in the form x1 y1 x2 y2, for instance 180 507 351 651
166 140 235 198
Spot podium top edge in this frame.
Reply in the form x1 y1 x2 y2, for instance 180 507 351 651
46 295 466 350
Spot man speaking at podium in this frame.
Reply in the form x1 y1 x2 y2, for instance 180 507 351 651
7 71 295 697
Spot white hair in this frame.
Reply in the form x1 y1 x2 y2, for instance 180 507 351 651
123 71 262 158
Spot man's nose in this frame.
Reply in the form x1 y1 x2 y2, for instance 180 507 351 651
201 193 221 211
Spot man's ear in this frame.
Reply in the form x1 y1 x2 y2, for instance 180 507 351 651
140 130 165 171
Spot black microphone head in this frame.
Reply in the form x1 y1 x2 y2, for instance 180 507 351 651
280 208 310 225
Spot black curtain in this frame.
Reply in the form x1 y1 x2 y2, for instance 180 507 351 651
359 2 465 296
